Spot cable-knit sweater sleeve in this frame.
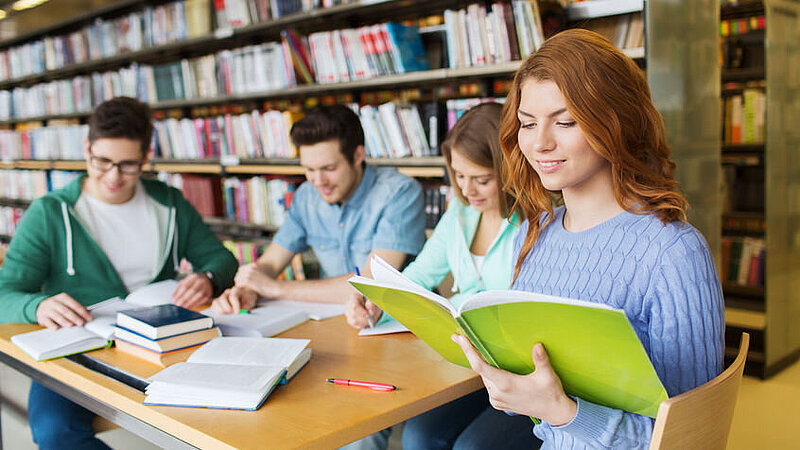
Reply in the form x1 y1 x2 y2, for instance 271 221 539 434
513 211 725 449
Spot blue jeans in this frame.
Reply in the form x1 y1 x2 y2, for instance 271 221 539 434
28 382 111 450
402 389 543 450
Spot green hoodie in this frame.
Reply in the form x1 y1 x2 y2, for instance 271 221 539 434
0 175 238 324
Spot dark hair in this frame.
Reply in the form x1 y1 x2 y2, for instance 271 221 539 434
441 102 516 219
88 97 154 155
500 29 688 280
289 104 365 165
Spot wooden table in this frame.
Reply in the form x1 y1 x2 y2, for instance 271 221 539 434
0 318 482 449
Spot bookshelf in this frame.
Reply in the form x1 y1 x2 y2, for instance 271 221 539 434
711 0 800 378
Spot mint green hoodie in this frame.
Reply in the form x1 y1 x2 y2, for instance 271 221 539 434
0 176 238 324
377 200 520 325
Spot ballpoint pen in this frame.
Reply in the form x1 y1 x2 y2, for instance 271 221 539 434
326 378 396 391
354 266 374 328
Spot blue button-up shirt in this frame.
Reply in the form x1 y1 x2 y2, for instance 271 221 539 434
272 165 426 278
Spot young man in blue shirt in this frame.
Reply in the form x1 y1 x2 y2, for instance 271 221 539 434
212 105 426 312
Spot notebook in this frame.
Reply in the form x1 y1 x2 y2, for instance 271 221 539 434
143 337 312 410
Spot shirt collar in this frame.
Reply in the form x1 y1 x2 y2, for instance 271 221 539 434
342 164 376 209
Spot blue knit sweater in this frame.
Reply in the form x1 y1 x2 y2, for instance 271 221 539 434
513 206 725 449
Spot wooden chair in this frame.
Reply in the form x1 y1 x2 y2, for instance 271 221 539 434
649 332 749 450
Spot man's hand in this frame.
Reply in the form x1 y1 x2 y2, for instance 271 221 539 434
36 293 93 330
345 290 383 329
172 273 214 308
452 334 577 426
211 286 258 314
234 263 283 299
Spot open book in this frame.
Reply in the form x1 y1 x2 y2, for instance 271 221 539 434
349 256 668 418
11 280 179 361
202 303 308 337
143 337 312 410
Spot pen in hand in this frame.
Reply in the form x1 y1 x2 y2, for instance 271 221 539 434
354 266 374 328
327 378 396 391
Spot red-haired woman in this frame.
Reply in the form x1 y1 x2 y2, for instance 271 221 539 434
452 29 725 449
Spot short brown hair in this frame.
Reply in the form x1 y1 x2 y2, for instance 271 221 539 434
442 102 516 219
88 97 153 155
290 105 364 165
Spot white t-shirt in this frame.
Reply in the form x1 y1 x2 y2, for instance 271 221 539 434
75 182 160 291
470 252 486 275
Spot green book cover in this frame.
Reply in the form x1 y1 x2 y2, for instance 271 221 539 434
349 257 668 419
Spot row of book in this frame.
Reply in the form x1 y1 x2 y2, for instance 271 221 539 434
153 109 303 159
445 97 505 131
214 0 355 28
1 22 427 121
222 239 307 281
0 0 211 82
152 101 436 160
581 12 645 51
443 1 544 70
1 95 491 161
0 206 23 237
722 88 765 146
160 172 299 227
422 183 450 229
721 236 765 287
0 169 80 201
301 23 429 84
720 15 765 37
0 124 88 161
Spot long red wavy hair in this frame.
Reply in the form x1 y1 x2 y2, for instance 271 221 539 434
500 29 689 280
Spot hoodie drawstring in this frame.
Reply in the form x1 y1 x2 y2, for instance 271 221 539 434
61 202 75 276
169 207 179 271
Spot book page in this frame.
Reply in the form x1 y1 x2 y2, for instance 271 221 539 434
258 298 345 320
358 321 409 336
458 289 618 315
352 255 454 314
187 337 310 368
85 297 136 339
125 279 179 307
148 362 282 392
11 327 109 361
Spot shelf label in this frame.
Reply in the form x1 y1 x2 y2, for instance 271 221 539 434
221 155 241 166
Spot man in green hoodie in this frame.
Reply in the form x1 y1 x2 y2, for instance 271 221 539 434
0 97 238 449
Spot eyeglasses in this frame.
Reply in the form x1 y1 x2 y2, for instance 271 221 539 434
88 153 144 175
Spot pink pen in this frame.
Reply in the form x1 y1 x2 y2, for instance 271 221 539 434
327 378 396 391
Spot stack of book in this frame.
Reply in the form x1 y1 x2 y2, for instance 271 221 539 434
113 304 221 367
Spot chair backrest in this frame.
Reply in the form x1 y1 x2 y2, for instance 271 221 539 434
649 332 749 450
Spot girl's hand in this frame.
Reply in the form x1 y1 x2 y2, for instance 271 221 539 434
452 334 577 426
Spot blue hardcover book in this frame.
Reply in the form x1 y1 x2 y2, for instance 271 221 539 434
384 22 430 73
116 305 213 340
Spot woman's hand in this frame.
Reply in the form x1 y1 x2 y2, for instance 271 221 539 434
345 290 383 329
452 334 577 426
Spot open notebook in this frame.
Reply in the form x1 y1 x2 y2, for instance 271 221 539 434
143 337 311 410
